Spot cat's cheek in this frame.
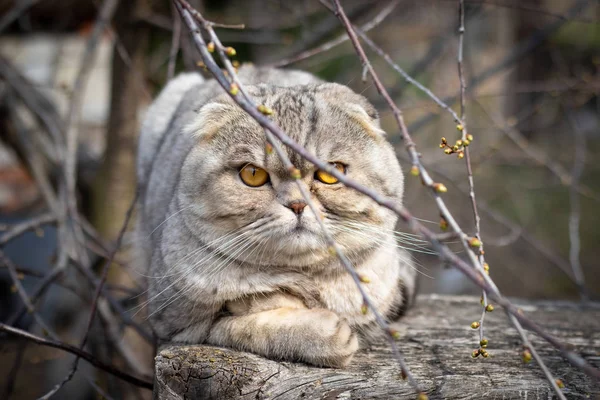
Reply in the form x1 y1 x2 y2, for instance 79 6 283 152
313 187 379 222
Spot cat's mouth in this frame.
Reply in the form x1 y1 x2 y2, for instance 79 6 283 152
292 222 310 234
282 220 318 240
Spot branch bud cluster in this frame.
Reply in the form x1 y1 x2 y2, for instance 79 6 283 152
439 131 475 159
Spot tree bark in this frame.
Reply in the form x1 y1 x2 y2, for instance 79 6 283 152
154 295 600 399
90 0 150 238
89 1 154 398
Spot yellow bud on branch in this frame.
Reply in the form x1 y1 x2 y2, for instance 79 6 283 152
433 183 448 193
289 167 301 179
522 349 532 363
469 237 482 248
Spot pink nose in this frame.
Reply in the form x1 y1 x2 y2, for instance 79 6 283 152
288 201 307 215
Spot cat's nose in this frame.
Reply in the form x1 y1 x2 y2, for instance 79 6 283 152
287 201 307 215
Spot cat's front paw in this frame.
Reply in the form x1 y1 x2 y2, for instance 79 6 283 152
299 309 359 368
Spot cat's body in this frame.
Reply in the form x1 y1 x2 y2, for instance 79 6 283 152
135 66 416 368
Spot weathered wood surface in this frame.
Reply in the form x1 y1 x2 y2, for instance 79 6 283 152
154 295 600 399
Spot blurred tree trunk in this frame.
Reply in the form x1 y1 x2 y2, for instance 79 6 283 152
506 0 553 138
91 0 149 238
89 0 153 398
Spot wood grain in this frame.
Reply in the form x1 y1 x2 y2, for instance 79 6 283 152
154 295 600 399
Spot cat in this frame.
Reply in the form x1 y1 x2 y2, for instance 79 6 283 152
135 66 417 368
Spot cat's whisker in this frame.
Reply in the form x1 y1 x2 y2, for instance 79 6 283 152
267 233 288 268
151 236 262 317
334 224 439 255
131 231 255 314
145 284 189 320
155 217 274 278
203 237 257 280
198 229 272 283
161 219 274 292
146 204 196 239
136 232 239 279
341 220 430 244
340 222 439 252
255 236 271 268
328 225 435 279
136 66 423 367
329 218 430 247
137 230 239 278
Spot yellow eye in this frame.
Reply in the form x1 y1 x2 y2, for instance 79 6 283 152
315 162 346 184
239 164 269 187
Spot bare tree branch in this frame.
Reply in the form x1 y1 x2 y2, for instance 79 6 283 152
565 108 588 301
176 0 426 393
405 0 590 136
41 190 140 399
0 214 56 245
172 1 600 396
0 0 42 33
266 0 400 69
167 2 182 81
0 323 153 390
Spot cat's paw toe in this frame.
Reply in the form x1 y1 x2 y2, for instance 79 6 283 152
308 310 359 368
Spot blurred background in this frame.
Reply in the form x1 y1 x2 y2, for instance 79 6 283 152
0 0 598 398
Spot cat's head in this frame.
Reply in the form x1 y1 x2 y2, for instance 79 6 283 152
178 83 404 268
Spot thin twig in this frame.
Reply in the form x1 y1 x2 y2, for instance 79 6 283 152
565 108 588 301
0 0 42 33
354 29 464 128
457 0 487 352
0 323 153 390
443 0 597 24
0 251 118 400
71 257 154 342
5 96 60 212
0 250 55 336
175 0 600 385
63 0 120 271
83 191 140 350
427 158 578 277
40 191 141 399
0 254 149 398
167 2 182 81
176 0 600 384
209 21 245 29
0 56 64 150
324 0 585 393
5 267 64 326
176 0 424 392
405 0 590 136
0 262 133 299
266 0 399 68
457 3 564 397
0 214 56 245
476 102 600 203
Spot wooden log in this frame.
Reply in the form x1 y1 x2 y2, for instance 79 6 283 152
154 295 600 399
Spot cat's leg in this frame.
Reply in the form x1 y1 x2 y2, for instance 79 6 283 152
206 293 359 368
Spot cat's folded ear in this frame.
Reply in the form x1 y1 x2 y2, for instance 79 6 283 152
315 83 385 137
184 97 242 140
